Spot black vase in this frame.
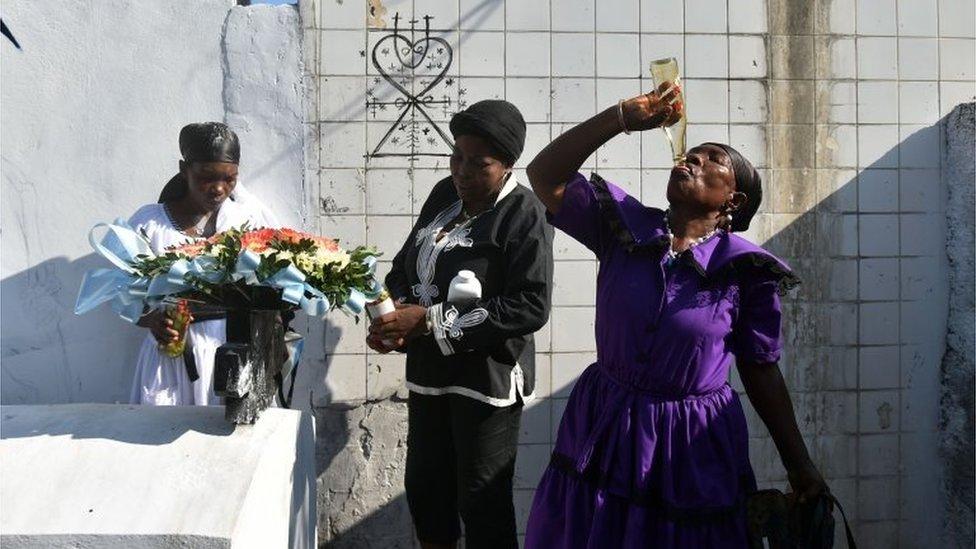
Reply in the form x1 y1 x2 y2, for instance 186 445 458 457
213 307 286 424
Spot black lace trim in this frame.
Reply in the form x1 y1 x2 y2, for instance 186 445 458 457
713 253 802 297
589 173 800 296
589 173 667 255
548 452 750 522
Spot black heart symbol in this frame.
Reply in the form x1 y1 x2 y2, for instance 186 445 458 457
372 32 452 102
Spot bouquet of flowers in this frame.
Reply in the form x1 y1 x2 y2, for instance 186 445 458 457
75 220 383 323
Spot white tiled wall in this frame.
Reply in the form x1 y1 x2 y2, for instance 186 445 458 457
303 0 975 546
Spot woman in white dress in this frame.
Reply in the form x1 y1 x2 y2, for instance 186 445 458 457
129 122 272 406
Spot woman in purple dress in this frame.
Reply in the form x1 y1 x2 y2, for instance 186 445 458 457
523 87 830 547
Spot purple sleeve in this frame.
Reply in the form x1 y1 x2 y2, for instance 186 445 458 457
546 173 604 255
732 278 783 364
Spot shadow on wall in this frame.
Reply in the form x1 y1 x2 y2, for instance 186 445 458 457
1 253 142 405
0 257 345 409
735 119 949 547
0 403 236 444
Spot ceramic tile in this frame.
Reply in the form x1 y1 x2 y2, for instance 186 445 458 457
640 0 683 32
597 0 640 32
857 0 897 35
898 82 940 124
684 0 727 33
461 31 506 76
507 0 551 31
552 0 596 31
506 32 551 76
507 78 553 123
729 36 767 78
857 37 898 79
898 38 940 80
685 34 729 78
940 39 976 80
552 78 597 122
552 32 596 77
857 81 899 124
729 80 767 123
940 0 976 37
898 0 939 36
461 0 505 30
597 33 640 77
728 0 767 33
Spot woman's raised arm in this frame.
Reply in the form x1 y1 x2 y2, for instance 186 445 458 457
526 83 681 215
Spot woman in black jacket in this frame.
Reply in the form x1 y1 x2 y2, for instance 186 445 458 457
367 100 553 549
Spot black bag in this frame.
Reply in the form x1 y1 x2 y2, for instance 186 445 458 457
747 489 856 548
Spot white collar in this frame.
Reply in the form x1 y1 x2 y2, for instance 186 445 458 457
492 174 519 207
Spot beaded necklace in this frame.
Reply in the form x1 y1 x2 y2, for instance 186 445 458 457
663 209 721 265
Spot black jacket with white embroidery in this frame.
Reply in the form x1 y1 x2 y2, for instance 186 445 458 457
385 175 554 406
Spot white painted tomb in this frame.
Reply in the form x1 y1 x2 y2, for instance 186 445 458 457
1 404 316 548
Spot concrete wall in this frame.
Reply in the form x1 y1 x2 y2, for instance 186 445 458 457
0 1 306 404
941 102 975 548
303 0 975 547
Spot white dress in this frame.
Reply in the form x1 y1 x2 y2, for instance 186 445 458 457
128 197 265 406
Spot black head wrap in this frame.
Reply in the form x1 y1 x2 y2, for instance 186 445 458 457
702 142 762 232
159 122 240 203
449 100 526 166
179 122 240 164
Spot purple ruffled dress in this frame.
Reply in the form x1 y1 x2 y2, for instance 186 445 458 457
525 174 799 548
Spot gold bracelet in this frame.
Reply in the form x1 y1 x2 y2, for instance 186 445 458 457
617 99 631 135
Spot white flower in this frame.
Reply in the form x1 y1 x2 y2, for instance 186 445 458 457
293 252 316 274
315 247 350 269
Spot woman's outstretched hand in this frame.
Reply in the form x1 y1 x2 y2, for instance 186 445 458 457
620 81 683 132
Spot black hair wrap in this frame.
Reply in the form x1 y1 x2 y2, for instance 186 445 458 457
702 142 762 232
159 122 240 203
449 100 526 166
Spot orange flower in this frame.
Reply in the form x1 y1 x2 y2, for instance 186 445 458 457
275 227 309 244
240 228 276 253
169 241 206 257
313 236 340 252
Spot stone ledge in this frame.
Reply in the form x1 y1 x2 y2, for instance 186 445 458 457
0 404 316 549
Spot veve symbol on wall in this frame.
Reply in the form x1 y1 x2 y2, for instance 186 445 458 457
366 13 456 160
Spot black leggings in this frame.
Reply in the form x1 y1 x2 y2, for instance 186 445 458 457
405 391 522 548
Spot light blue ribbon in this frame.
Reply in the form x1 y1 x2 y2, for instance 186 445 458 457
148 258 191 296
147 255 227 297
343 289 367 315
77 221 158 322
266 264 307 306
87 219 154 274
361 256 384 301
301 289 330 316
75 268 150 323
78 219 384 321
265 264 333 317
234 250 262 284
338 256 382 314
187 255 224 284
